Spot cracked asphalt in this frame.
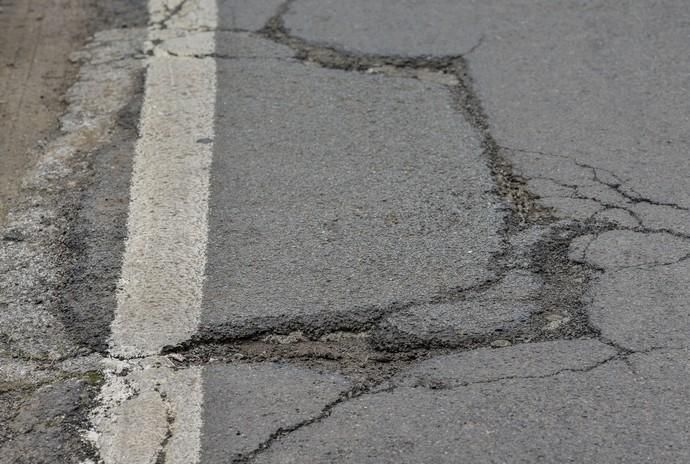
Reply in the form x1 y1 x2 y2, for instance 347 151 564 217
1 0 689 462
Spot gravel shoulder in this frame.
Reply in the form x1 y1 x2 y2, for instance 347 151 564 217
0 0 92 223
0 1 147 461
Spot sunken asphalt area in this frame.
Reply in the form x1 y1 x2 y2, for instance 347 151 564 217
1 0 689 463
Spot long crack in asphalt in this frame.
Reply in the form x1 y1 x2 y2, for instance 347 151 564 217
163 0 615 365
143 4 658 461
9 0 686 461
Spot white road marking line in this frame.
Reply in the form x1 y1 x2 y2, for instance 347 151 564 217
110 0 217 358
164 367 205 463
90 359 204 464
87 1 217 463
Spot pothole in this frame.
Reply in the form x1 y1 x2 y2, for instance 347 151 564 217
149 7 622 388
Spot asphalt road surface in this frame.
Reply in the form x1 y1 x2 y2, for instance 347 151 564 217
1 0 689 463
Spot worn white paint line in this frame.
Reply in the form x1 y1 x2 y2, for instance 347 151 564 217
86 1 216 463
110 0 217 358
149 0 218 30
89 360 204 464
162 366 205 463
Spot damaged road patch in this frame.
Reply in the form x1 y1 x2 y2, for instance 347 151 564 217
79 0 690 462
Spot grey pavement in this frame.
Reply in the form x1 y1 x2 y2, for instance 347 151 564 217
2 0 690 462
202 43 504 339
201 363 350 463
255 347 689 464
197 0 690 461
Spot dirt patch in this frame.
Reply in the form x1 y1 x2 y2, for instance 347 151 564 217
0 1 147 461
0 0 95 223
0 0 145 224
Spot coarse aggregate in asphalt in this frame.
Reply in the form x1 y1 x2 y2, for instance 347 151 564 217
1 0 689 462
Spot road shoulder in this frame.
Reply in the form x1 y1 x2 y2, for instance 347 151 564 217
0 2 148 461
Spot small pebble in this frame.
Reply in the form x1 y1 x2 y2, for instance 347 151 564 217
168 353 185 362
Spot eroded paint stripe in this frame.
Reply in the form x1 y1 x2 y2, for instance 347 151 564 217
94 1 216 462
92 360 204 464
110 0 217 358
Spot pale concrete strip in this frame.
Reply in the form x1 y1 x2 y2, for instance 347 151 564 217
109 0 217 358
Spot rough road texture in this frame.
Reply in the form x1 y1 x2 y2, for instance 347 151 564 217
0 1 148 461
2 0 689 462
192 1 689 461
0 0 91 223
0 0 145 223
202 51 505 341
